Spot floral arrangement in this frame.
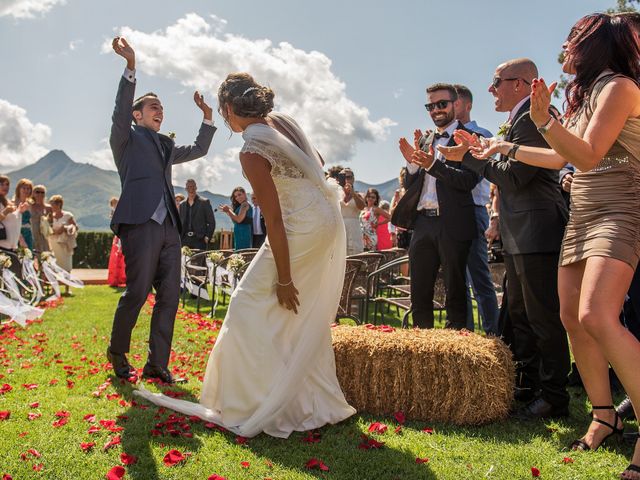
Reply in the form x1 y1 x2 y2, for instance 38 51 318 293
0 253 12 269
40 251 55 263
208 251 225 265
181 246 193 257
16 247 33 260
226 254 246 275
496 121 511 138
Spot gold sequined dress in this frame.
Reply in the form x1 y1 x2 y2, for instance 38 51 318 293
561 71 640 269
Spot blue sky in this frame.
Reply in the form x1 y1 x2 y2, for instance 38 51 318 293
0 0 612 196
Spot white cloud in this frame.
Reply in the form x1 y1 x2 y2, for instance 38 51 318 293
68 38 83 51
173 147 240 192
0 98 51 170
0 0 66 18
105 13 395 164
84 138 115 171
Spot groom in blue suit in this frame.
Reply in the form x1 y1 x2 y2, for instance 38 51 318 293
107 37 216 384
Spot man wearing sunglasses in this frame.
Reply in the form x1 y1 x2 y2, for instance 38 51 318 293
458 58 570 420
393 83 480 331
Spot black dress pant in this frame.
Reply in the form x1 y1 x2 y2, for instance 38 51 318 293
504 252 570 408
409 214 471 329
110 218 181 368
252 234 266 249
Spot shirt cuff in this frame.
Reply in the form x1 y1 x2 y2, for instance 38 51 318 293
202 119 215 127
405 161 419 175
123 68 136 83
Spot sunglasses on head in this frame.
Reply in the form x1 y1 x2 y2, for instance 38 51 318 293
491 77 531 89
424 99 454 112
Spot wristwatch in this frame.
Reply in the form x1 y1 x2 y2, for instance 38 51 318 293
537 116 555 134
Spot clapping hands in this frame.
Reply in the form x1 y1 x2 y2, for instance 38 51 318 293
398 129 435 169
453 130 501 160
530 78 557 127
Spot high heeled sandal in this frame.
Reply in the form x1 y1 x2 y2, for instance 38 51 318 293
570 405 624 451
620 464 640 479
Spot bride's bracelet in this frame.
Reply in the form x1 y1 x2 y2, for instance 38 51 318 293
276 279 293 287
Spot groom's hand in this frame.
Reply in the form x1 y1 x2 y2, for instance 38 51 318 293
194 91 213 121
112 37 135 70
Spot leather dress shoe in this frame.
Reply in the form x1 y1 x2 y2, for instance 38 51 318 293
142 364 184 384
513 397 569 420
616 395 636 421
514 387 537 403
107 347 135 379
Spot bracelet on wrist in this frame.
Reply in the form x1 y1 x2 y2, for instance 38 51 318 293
276 279 293 287
507 143 520 160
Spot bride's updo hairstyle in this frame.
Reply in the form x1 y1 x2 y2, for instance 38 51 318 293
217 73 275 119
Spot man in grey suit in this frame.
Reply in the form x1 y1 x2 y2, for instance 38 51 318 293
107 37 216 384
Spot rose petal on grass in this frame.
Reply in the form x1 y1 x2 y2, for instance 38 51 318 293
120 453 138 465
105 465 125 480
531 466 541 477
394 411 406 425
208 475 226 480
305 458 329 471
367 422 388 434
562 457 574 464
240 461 250 468
0 411 9 420
163 449 186 467
416 457 430 464
103 436 121 451
80 442 96 452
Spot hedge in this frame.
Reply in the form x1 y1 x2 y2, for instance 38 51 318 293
73 230 225 269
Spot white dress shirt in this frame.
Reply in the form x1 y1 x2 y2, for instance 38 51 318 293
252 205 264 235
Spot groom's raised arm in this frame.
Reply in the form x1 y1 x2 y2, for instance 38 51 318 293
172 91 216 165
110 37 136 168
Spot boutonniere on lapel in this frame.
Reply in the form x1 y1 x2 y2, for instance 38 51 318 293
167 132 176 140
496 121 511 138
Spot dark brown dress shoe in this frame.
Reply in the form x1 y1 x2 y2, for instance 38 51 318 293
106 347 135 379
513 397 569 420
142 364 185 384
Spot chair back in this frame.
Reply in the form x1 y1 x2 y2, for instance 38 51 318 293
336 258 365 319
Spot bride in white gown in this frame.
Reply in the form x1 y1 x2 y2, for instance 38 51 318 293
135 73 355 438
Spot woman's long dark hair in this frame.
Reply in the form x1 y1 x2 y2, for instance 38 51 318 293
365 188 380 207
564 13 640 118
230 186 246 210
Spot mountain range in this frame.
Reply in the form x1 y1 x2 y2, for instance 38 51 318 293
7 150 399 231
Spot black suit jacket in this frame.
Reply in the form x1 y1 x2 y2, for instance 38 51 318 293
179 195 216 241
391 122 480 241
109 76 216 235
462 100 568 255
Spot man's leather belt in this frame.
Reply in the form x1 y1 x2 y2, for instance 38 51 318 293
419 208 439 217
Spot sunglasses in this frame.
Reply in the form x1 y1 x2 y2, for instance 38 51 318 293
424 100 454 112
491 77 531 89
34 191 45 194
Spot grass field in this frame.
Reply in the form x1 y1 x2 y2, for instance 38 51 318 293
0 286 637 479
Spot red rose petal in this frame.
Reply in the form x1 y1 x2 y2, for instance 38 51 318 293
84 414 96 423
3 474 13 480
120 453 138 465
531 467 541 477
105 465 125 480
305 458 329 471
208 475 226 480
163 449 186 467
81 442 96 452
0 411 9 420
240 461 250 468
103 436 121 451
394 411 406 425
367 422 388 434
416 457 430 464
422 427 434 434
29 402 39 408
562 457 574 464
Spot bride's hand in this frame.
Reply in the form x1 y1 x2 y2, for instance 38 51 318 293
277 281 300 314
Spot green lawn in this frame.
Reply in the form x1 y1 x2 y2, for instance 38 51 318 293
0 286 637 479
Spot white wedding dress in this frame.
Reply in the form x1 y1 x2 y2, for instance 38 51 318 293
135 113 356 438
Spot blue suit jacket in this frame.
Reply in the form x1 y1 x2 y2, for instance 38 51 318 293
109 75 216 235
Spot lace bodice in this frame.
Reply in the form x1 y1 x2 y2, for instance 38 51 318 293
241 138 305 179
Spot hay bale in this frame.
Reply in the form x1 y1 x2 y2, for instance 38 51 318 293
331 325 514 425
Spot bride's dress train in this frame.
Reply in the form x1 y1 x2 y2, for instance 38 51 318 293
135 113 355 438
